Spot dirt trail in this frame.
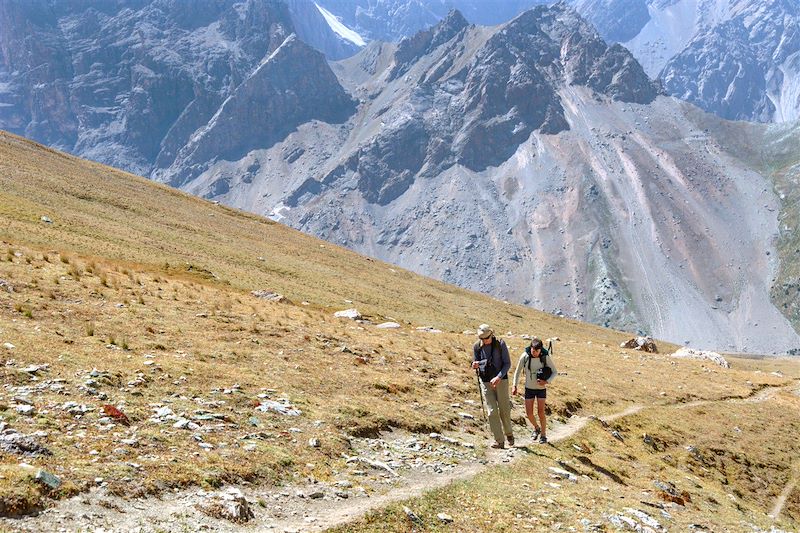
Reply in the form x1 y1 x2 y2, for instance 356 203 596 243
301 406 644 532
770 469 798 521
3 383 794 533
1 405 642 533
769 381 800 521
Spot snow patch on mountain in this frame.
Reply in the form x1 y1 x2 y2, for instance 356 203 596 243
315 3 366 46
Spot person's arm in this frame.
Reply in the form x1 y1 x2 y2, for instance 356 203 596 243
512 353 527 395
512 354 524 386
546 355 557 383
498 340 511 379
471 343 480 369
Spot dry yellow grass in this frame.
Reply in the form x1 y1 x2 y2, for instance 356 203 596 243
1 131 799 530
335 388 800 532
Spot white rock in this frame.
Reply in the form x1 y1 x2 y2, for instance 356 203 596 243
155 407 173 417
334 308 361 320
376 322 401 329
15 405 35 415
548 467 578 482
623 507 663 530
3 342 14 350
671 347 730 368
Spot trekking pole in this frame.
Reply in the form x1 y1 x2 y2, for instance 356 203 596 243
475 368 488 424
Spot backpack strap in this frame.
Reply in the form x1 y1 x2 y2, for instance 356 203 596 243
527 342 551 374
475 338 498 364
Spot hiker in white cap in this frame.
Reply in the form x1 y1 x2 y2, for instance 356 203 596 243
471 324 514 448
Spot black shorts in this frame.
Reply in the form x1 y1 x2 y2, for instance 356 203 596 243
524 388 546 400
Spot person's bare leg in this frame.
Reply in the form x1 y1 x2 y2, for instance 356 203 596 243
525 399 540 431
537 397 547 438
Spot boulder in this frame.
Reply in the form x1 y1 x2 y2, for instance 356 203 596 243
334 308 362 320
621 336 658 353
0 430 52 457
250 290 287 303
198 488 254 523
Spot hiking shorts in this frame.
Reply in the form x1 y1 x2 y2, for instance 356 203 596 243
524 388 546 400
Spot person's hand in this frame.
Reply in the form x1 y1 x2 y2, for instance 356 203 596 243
490 376 500 389
537 379 547 387
512 386 518 396
472 361 479 370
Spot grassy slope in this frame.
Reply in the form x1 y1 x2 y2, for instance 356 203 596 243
0 131 798 529
762 123 800 339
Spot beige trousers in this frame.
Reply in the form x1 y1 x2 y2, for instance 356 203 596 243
480 378 513 444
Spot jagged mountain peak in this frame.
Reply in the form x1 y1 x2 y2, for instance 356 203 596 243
389 8 471 80
483 3 660 104
154 31 356 188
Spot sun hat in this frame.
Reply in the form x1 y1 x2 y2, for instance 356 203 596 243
477 324 493 339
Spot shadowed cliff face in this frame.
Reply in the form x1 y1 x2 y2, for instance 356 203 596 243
0 0 352 176
154 35 357 188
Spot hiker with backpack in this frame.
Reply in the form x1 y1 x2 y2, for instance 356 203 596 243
471 324 515 449
512 337 557 443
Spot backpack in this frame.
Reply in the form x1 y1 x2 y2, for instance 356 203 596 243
526 340 553 381
474 338 500 381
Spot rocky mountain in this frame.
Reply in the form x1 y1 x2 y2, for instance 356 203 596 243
575 0 800 123
308 0 800 123
0 0 355 175
312 0 548 43
173 5 798 353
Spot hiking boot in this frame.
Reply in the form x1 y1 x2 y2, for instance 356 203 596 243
539 435 548 444
490 442 505 449
507 435 515 446
531 427 541 441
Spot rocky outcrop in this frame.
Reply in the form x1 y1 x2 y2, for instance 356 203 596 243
0 0 296 174
671 348 730 368
621 337 658 353
285 0 364 60
575 0 800 123
155 35 356 187
389 10 470 80
309 5 658 204
0 1 77 148
660 20 774 122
